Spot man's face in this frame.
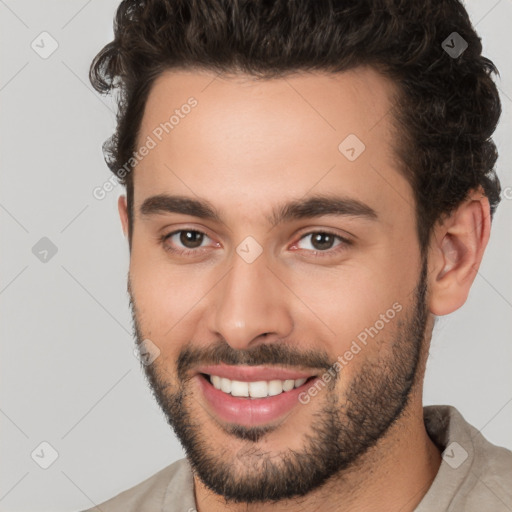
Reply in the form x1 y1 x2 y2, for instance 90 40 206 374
124 68 429 502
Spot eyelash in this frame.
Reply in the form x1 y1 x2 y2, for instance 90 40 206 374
158 229 352 258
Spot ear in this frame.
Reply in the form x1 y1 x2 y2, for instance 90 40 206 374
118 194 129 238
427 187 491 316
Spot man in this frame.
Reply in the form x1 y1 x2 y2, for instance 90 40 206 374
85 0 512 510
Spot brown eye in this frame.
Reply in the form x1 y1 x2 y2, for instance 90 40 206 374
309 233 336 251
293 230 352 258
297 232 344 251
178 230 204 248
160 229 213 255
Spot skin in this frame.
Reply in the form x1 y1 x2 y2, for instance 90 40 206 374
117 67 490 511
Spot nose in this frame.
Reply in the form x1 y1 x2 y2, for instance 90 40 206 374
208 249 293 351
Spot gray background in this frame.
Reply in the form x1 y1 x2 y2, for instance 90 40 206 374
0 1 511 510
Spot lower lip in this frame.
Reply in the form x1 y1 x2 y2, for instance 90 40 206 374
196 374 316 427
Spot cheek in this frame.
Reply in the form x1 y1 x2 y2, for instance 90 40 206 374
283 258 413 375
286 264 396 338
129 253 213 347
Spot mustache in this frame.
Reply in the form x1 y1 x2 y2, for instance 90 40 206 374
176 339 335 381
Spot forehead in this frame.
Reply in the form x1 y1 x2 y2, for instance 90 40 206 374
133 67 412 225
139 67 396 153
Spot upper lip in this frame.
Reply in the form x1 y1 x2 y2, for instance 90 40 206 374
196 363 316 382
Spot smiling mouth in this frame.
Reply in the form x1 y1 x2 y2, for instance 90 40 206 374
199 373 316 398
195 365 320 426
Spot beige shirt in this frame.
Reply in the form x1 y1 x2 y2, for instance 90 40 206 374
82 405 512 511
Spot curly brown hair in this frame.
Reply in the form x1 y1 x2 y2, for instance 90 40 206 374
89 0 502 252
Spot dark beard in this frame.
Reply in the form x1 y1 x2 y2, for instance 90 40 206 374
128 259 429 504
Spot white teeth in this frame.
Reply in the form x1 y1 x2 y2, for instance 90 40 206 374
211 375 222 390
268 380 283 396
282 379 295 392
220 377 231 393
208 375 310 398
231 380 249 397
249 381 268 398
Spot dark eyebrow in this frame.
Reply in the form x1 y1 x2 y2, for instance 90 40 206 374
139 193 378 226
269 194 377 226
140 194 222 222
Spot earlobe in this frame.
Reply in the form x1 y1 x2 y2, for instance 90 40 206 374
428 191 491 316
118 194 129 238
